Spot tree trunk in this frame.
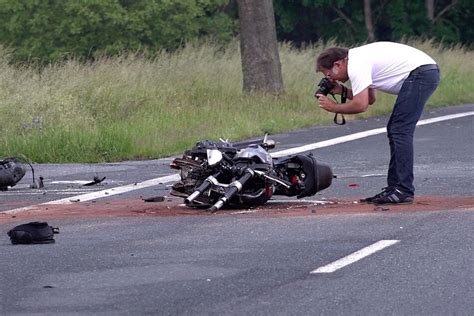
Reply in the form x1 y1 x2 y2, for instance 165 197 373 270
425 0 435 21
363 0 376 42
427 0 459 24
237 0 284 94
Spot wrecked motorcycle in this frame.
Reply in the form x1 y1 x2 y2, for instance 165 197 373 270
170 136 333 212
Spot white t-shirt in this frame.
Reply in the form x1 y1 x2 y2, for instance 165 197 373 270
348 42 436 95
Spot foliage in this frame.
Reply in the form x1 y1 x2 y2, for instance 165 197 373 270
274 0 473 47
0 0 472 63
0 0 237 63
1 41 473 162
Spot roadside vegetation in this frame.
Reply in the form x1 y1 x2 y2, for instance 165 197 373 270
1 39 473 163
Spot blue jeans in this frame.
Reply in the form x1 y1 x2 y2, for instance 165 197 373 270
386 65 440 196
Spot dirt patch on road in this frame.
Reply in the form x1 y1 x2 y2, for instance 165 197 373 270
1 196 473 224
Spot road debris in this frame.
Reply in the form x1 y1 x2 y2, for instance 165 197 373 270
83 176 106 186
143 196 165 202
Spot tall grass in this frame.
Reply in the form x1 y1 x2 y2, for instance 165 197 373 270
1 40 473 162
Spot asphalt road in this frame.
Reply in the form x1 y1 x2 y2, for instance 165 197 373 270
1 104 473 315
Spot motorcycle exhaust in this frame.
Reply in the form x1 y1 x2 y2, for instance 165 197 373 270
208 169 254 212
185 173 220 204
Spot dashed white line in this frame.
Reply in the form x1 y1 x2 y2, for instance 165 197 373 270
310 240 400 274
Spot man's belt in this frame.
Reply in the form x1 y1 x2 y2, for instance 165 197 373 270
409 64 439 77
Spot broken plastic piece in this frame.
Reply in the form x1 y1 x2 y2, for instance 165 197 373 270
30 176 44 189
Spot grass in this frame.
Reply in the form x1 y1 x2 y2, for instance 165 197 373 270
0 39 473 163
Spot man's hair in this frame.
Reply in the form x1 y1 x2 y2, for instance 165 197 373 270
316 47 349 71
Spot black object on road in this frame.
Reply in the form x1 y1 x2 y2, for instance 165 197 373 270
7 222 59 244
144 196 165 202
83 176 106 186
0 158 27 190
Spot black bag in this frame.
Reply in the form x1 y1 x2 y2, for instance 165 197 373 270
7 222 59 244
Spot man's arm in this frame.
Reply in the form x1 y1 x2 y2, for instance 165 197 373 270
368 88 376 105
317 87 375 114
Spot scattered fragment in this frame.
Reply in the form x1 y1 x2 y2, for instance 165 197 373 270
70 199 80 203
374 206 390 212
348 183 359 187
144 196 165 202
231 209 258 214
30 176 44 189
83 176 106 186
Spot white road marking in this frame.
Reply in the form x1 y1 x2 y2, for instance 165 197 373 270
0 191 95 196
4 174 179 214
265 199 332 205
310 240 400 274
49 180 97 185
49 180 128 185
4 111 473 214
273 111 474 157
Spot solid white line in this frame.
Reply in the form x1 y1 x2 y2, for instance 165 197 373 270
310 240 400 274
416 111 474 126
273 111 474 157
4 111 473 214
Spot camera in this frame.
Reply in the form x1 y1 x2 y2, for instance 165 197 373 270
314 77 334 98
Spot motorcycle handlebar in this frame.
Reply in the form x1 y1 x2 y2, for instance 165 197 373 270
232 139 275 151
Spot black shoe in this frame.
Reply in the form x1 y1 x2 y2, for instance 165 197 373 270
360 187 393 203
372 188 414 205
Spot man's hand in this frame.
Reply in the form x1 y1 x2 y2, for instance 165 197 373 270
317 87 372 115
329 80 343 95
316 94 338 113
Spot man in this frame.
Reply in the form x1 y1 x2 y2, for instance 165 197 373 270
316 42 440 204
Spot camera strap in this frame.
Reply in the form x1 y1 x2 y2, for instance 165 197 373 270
333 86 347 125
333 113 346 125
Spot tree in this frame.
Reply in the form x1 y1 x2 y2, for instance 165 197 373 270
363 0 376 42
236 0 283 93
